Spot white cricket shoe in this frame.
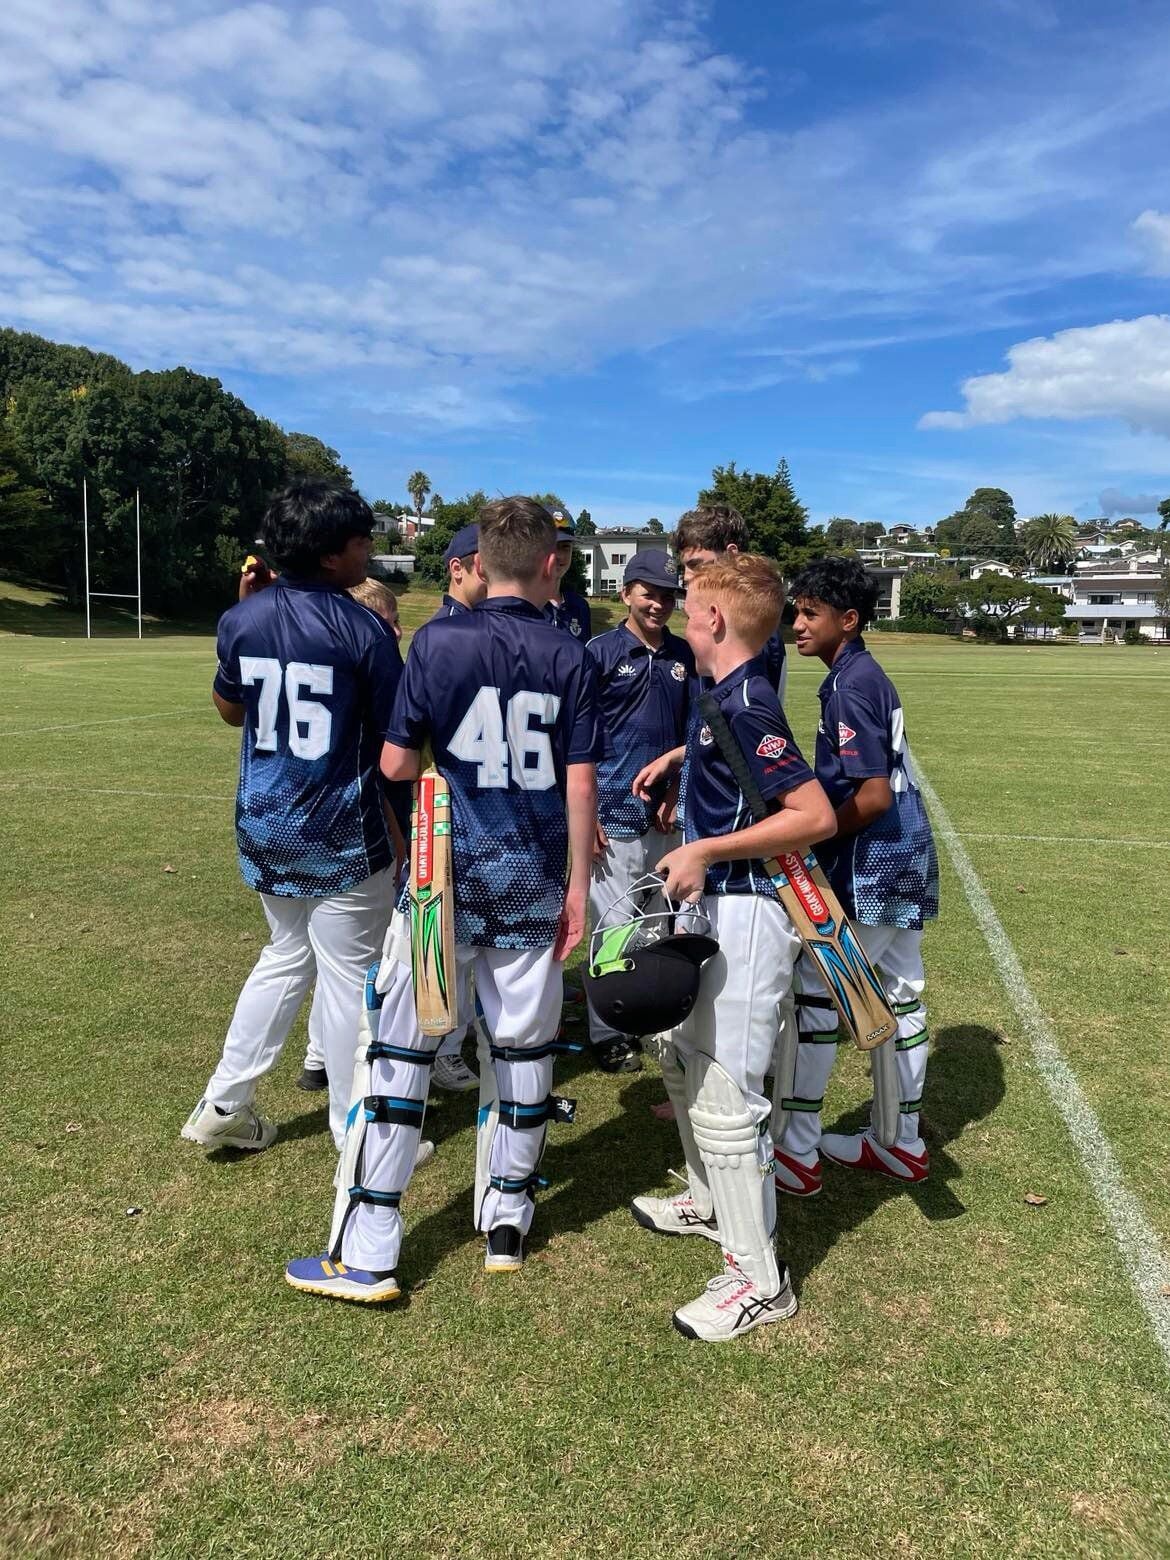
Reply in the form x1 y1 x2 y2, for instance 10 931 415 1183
414 1139 435 1169
629 1190 720 1243
181 1099 276 1152
672 1260 798 1342
432 1053 478 1092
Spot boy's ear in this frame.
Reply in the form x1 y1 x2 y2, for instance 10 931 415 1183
843 607 860 634
474 553 489 584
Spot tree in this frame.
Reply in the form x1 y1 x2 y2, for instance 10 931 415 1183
935 487 1018 558
899 569 959 622
1158 497 1170 560
646 516 664 534
697 458 814 569
407 470 431 519
1155 564 1170 640
1019 513 1077 570
414 491 487 583
824 517 862 547
860 521 885 544
0 422 50 573
576 508 595 536
950 575 1067 641
283 431 352 486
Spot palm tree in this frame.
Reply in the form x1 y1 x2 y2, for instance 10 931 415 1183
1021 513 1077 570
407 470 431 519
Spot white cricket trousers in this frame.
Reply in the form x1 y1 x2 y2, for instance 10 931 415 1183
204 868 395 1148
586 830 679 1046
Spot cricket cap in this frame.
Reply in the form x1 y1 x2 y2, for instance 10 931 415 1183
443 523 479 564
623 548 681 592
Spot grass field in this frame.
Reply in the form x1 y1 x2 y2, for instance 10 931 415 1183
2 579 1169 1558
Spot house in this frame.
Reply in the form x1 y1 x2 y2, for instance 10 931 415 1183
1065 559 1167 639
1111 518 1145 535
883 524 915 546
968 559 1016 579
368 554 416 579
372 510 414 538
397 513 437 542
573 528 674 596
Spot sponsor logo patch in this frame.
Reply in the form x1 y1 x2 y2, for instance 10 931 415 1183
671 661 687 681
838 722 856 744
616 662 637 677
756 733 788 759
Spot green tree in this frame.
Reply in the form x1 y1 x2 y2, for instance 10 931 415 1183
407 470 431 519
1019 513 1077 570
899 569 959 621
950 575 1066 641
824 517 862 547
646 516 664 534
935 487 1019 558
697 458 814 569
414 491 488 583
1155 564 1170 640
283 431 352 486
576 508 595 536
1157 497 1170 560
0 422 51 572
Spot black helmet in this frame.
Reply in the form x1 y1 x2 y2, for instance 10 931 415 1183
582 875 718 1038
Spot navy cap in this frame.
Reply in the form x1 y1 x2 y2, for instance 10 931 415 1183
443 523 479 564
623 548 681 592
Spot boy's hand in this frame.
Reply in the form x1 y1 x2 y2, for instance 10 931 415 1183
239 556 275 602
632 752 677 802
655 840 710 903
553 884 587 961
592 820 609 863
652 779 679 833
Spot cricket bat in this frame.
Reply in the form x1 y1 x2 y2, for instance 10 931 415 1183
409 767 457 1036
698 694 897 1052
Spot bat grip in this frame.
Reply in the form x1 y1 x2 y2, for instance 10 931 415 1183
698 693 769 824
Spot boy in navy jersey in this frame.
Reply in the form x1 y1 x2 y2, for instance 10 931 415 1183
631 556 834 1342
544 508 592 641
585 550 693 1073
182 480 403 1155
286 497 601 1303
773 556 939 1190
430 522 486 621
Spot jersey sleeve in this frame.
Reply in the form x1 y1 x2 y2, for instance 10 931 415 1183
362 619 404 736
385 633 432 749
212 611 243 703
566 652 603 764
831 684 891 781
727 694 815 803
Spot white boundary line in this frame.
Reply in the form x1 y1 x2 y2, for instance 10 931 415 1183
918 766 1170 1372
957 831 1170 849
0 706 205 738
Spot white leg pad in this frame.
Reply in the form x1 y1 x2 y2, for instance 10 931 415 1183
687 1052 780 1297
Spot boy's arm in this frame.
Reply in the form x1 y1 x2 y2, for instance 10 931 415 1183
632 744 685 800
656 778 834 901
381 742 421 782
555 761 597 959
832 775 893 840
212 691 245 727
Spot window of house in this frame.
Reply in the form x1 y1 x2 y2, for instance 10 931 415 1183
611 552 626 565
1088 594 1119 604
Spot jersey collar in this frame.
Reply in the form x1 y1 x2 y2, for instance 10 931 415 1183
820 634 868 693
275 574 344 593
707 654 763 698
475 595 547 620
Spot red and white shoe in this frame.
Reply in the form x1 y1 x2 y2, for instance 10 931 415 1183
819 1130 929 1183
773 1147 822 1198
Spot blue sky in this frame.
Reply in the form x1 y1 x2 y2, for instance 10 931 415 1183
1 0 1169 529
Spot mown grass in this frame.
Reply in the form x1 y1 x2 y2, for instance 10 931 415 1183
2 579 1169 1558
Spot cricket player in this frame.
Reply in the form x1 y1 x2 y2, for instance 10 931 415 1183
630 554 834 1341
584 549 693 1074
286 496 601 1302
430 522 487 620
182 479 403 1154
772 555 939 1190
544 508 592 641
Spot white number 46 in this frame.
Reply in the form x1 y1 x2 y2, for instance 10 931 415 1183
449 686 560 791
240 656 333 761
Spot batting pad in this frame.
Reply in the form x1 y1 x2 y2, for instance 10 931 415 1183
688 1052 781 1297
661 1038 712 1221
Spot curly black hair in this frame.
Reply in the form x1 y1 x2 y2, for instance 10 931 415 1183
788 555 881 628
261 478 373 577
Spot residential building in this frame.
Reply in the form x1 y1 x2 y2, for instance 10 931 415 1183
573 528 671 595
968 559 1016 579
1065 559 1168 639
368 554 416 579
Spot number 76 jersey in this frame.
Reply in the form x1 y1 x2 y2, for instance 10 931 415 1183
388 596 603 949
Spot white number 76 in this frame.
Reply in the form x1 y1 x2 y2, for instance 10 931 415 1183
240 656 334 761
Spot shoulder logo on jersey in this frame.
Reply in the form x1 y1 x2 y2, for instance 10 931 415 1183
671 662 687 681
756 734 788 759
698 723 714 747
570 619 582 637
616 662 637 677
837 722 856 744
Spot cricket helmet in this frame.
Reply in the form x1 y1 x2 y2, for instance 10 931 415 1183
582 874 718 1037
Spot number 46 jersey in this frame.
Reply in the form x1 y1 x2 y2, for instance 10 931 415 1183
214 576 403 898
388 596 602 949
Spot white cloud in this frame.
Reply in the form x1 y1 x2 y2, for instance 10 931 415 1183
919 316 1170 437
1133 209 1170 275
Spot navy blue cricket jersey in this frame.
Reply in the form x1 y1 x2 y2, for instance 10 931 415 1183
685 657 815 900
388 596 602 948
544 588 592 642
213 577 402 898
429 593 472 622
587 623 694 838
811 637 939 929
678 628 787 825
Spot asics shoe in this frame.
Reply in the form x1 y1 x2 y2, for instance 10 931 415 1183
629 1191 720 1243
672 1260 798 1342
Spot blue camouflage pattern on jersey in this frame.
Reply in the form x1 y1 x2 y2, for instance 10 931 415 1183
389 597 602 948
811 636 939 929
587 622 694 838
213 577 401 898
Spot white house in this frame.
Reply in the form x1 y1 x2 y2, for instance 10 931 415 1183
1065 560 1167 639
968 559 1016 579
573 529 672 596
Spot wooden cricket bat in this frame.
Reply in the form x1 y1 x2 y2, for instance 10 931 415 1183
698 694 897 1052
409 767 457 1036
